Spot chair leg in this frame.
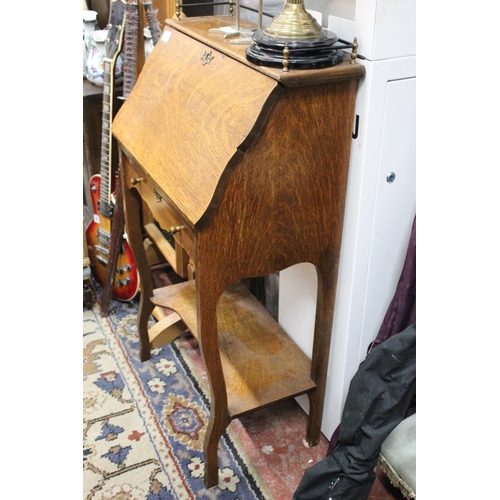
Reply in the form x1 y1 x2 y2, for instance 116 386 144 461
120 171 154 361
306 261 338 445
203 410 230 488
196 275 230 489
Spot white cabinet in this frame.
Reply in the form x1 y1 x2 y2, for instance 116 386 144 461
279 0 416 439
307 0 415 60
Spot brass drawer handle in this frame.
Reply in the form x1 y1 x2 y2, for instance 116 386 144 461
169 225 184 235
130 177 143 185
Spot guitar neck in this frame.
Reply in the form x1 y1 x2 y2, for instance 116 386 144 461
99 59 115 219
97 0 127 218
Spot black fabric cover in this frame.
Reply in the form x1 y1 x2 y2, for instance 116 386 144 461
292 324 416 500
328 216 416 455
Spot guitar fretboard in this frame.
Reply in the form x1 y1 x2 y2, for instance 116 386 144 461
99 59 115 218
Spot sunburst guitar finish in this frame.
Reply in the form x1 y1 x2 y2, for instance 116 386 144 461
86 174 139 301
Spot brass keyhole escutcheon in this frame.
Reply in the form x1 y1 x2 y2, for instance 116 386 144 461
201 50 214 65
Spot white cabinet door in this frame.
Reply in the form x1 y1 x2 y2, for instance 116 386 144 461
359 76 416 353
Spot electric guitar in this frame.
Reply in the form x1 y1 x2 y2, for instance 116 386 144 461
86 0 139 302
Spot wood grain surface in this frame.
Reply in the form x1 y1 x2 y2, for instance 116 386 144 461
115 15 364 487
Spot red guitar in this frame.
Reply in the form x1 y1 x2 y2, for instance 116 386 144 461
86 0 139 302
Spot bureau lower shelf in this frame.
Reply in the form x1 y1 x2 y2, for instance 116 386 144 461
151 280 316 418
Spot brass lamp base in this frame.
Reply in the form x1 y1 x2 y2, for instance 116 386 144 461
246 30 344 70
245 0 355 71
262 0 325 41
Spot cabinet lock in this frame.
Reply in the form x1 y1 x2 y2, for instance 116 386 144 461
386 172 396 183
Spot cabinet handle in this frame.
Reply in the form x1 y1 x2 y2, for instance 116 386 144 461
352 114 360 139
169 225 184 234
130 177 143 185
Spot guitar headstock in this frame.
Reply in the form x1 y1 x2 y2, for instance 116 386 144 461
105 0 127 60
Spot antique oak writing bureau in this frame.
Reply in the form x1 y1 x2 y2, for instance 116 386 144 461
113 15 364 488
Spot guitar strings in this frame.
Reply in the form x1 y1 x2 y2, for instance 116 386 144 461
144 1 162 45
122 1 162 99
123 2 140 98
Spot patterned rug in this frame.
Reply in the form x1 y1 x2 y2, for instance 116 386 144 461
83 297 275 500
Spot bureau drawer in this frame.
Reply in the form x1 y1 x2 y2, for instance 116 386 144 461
123 155 195 263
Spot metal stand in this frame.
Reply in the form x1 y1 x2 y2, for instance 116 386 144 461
208 0 264 43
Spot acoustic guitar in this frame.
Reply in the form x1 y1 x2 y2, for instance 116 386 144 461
86 0 139 302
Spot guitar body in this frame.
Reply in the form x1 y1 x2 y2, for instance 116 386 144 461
86 174 139 302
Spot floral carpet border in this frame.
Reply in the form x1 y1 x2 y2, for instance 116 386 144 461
83 298 274 500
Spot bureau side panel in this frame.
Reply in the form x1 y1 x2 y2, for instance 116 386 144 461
197 79 359 282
